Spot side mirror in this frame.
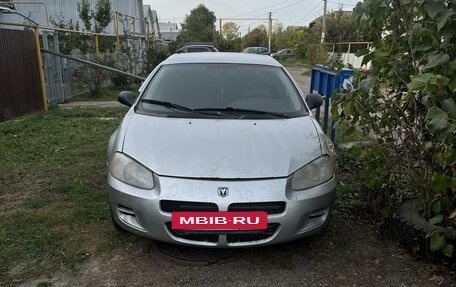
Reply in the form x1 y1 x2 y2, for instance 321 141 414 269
305 93 324 110
118 91 137 107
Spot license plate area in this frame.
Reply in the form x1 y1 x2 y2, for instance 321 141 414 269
171 211 268 231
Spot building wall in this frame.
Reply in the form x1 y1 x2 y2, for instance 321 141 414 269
143 5 160 39
159 22 179 41
2 0 146 36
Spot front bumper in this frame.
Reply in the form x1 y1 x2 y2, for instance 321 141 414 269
107 174 336 247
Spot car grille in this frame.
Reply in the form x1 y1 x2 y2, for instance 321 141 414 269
166 223 219 242
228 202 286 214
226 223 280 243
165 222 280 244
160 200 218 212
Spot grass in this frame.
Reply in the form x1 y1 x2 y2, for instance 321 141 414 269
66 85 139 102
0 107 128 286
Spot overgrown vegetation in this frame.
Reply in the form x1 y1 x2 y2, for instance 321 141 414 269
50 0 166 99
77 0 114 97
176 4 369 66
332 0 456 258
0 107 128 285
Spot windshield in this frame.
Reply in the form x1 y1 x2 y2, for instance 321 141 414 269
138 63 308 119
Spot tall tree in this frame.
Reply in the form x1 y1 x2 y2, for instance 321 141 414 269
241 25 268 48
309 10 372 45
78 0 111 34
215 21 240 51
179 4 216 43
77 0 112 52
221 21 239 42
77 0 113 96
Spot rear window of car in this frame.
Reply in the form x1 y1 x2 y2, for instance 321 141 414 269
243 47 256 53
139 64 308 118
187 47 210 52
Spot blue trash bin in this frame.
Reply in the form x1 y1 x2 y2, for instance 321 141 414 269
309 66 354 141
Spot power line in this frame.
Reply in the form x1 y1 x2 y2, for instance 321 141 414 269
326 0 357 7
227 0 295 18
288 2 323 26
271 0 306 14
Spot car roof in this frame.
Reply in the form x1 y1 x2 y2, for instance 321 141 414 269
162 52 280 67
183 44 215 47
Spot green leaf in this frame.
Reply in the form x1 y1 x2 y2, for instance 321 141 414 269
429 214 443 225
407 73 432 91
426 106 448 131
432 173 454 192
375 48 389 59
429 74 449 87
445 227 456 240
442 244 454 257
442 98 456 116
433 200 442 214
430 233 446 251
422 53 450 71
436 10 455 31
449 81 456 93
343 100 355 116
424 2 444 19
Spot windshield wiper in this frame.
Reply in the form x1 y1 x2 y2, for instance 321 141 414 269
139 99 229 117
139 99 195 112
194 107 290 118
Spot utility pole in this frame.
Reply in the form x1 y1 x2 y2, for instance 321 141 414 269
219 19 222 35
268 12 272 52
321 0 327 43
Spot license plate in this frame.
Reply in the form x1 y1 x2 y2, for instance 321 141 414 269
171 211 268 230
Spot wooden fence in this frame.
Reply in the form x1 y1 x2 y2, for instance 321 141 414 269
0 28 44 122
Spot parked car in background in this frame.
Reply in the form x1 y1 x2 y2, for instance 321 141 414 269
108 53 335 248
271 48 293 59
175 44 219 53
242 47 270 55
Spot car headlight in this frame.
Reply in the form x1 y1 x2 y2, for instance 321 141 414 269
291 156 334 190
109 153 155 189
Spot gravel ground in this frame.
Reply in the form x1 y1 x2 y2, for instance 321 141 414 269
22 213 456 287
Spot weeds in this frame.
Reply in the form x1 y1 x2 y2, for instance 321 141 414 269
0 107 127 285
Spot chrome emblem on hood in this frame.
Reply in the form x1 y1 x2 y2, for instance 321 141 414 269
217 187 229 197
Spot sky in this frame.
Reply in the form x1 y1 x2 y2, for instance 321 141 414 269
144 0 361 36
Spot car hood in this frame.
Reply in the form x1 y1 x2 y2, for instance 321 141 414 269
122 114 322 179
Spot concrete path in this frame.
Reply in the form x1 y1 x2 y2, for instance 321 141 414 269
58 100 123 109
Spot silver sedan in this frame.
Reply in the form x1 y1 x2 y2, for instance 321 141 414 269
107 53 336 247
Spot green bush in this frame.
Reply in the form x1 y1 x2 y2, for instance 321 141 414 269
332 0 456 257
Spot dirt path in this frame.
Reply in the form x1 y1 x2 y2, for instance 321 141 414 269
286 66 311 93
58 101 124 108
22 213 455 287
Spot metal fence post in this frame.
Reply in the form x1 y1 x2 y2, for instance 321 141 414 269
53 33 65 103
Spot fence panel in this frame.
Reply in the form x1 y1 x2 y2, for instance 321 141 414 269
0 28 43 122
